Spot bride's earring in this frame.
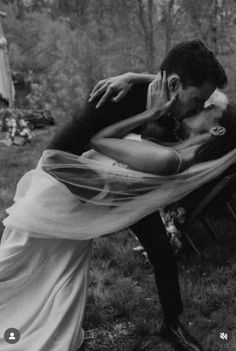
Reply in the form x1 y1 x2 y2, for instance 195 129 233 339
209 126 226 136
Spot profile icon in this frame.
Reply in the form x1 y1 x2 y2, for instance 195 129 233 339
9 332 16 340
4 328 20 344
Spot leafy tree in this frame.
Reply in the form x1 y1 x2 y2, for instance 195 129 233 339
0 0 235 122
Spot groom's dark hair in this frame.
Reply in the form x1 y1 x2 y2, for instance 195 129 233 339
160 40 227 89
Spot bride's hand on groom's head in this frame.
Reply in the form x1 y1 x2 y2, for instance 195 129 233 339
150 71 168 111
149 71 177 118
89 73 133 109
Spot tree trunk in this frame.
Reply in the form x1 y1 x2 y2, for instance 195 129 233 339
137 0 156 72
0 14 14 108
14 0 25 19
211 0 218 54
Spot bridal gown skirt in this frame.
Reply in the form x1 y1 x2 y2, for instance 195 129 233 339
0 227 91 351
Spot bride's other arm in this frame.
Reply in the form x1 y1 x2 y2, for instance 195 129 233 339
90 95 180 175
48 80 149 155
89 72 156 108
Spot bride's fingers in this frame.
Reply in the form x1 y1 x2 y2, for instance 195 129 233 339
162 70 168 97
158 93 177 117
95 87 114 108
166 92 178 108
151 72 161 90
89 83 108 102
90 80 106 96
160 70 168 98
170 92 178 102
112 90 126 102
160 71 164 97
149 78 157 98
151 72 161 96
158 72 162 93
150 82 154 96
153 72 161 83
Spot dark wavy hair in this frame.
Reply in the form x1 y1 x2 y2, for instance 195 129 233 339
160 40 228 89
194 103 236 163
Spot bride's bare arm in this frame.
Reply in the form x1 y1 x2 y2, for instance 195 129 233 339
91 136 179 175
90 105 180 175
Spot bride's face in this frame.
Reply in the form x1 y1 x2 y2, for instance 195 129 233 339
182 104 224 135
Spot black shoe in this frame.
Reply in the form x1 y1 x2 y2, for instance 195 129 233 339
161 319 204 351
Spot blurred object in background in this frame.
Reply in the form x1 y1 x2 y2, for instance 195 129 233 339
0 108 55 132
18 118 32 144
24 109 55 130
0 11 14 108
12 71 31 109
7 115 17 145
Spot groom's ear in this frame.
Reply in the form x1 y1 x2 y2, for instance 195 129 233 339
167 74 181 93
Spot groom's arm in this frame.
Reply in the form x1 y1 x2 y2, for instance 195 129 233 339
47 99 100 155
48 82 149 156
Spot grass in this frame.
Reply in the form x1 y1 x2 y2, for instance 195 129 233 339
1 128 236 350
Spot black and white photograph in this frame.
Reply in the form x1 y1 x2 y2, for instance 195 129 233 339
0 1 236 350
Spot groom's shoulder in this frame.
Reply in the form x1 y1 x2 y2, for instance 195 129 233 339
121 81 149 108
98 81 149 117
73 81 149 124
91 81 148 110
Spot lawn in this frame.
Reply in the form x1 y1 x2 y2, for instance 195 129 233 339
0 128 236 351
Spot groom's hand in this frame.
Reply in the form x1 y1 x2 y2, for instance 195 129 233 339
89 73 133 109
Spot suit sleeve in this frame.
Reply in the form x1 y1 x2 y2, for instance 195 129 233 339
47 83 149 156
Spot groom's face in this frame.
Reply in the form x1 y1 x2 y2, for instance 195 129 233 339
173 81 216 120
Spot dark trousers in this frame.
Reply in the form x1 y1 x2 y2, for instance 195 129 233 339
131 211 183 322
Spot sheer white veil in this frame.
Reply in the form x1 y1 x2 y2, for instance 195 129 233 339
3 147 236 240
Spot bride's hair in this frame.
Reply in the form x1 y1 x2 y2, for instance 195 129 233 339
195 103 236 163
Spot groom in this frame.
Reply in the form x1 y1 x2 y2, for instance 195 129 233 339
49 40 227 351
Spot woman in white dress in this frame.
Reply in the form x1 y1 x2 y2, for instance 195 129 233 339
0 82 236 351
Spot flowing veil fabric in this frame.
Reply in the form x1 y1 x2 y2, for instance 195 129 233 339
3 145 236 240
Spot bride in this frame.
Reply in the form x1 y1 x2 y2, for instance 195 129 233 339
0 76 236 351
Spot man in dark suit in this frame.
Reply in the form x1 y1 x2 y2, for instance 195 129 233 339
48 41 227 351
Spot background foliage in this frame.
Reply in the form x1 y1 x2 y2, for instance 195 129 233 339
0 0 236 123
